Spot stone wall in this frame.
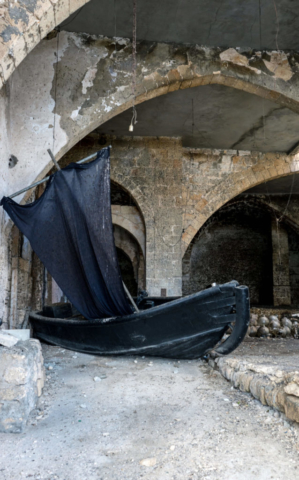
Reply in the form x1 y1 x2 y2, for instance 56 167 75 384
0 339 45 433
61 136 183 297
182 201 274 303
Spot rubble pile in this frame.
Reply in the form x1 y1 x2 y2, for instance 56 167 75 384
248 312 299 339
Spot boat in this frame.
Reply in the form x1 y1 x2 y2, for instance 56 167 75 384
29 281 249 359
2 147 250 359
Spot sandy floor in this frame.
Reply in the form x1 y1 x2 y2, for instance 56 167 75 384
1 343 299 480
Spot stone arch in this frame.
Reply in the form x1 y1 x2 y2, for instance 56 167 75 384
0 0 90 87
113 224 145 292
111 207 145 256
182 151 299 254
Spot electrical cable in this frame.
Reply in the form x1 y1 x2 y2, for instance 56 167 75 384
129 0 138 131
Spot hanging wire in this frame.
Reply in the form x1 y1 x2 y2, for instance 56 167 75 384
192 99 195 137
114 0 117 55
52 28 60 155
258 0 267 142
272 0 280 51
129 0 138 131
258 0 262 50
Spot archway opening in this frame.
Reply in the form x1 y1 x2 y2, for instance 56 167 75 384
183 201 274 305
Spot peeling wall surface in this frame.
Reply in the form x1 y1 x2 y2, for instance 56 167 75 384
2 29 299 324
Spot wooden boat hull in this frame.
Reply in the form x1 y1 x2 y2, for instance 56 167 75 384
29 282 250 359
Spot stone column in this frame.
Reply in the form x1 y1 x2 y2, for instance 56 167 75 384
271 219 291 306
144 145 183 297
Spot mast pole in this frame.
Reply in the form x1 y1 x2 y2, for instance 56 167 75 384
8 147 112 199
122 281 139 313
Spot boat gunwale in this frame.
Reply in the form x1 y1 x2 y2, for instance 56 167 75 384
30 283 239 327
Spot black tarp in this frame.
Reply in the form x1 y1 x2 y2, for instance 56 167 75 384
0 147 132 319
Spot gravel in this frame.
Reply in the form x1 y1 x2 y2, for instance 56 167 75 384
0 344 298 480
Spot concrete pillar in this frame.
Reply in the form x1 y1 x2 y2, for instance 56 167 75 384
271 219 291 306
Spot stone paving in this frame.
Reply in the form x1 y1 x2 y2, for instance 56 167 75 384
212 338 299 423
0 343 299 479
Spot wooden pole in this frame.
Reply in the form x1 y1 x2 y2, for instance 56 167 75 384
122 281 139 313
47 149 61 170
8 146 112 199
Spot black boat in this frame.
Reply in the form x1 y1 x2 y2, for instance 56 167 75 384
29 281 249 359
2 147 250 359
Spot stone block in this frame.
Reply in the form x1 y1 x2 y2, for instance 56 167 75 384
0 339 45 433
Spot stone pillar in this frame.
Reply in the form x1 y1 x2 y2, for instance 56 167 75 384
144 145 183 297
271 219 291 306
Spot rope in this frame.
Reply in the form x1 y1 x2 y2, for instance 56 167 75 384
52 28 60 155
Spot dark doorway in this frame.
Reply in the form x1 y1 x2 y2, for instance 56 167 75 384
183 202 273 305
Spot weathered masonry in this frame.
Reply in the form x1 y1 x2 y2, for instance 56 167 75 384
1 2 299 329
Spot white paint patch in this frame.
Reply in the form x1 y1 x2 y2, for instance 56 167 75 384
70 108 81 121
101 99 114 113
82 67 98 94
81 46 108 94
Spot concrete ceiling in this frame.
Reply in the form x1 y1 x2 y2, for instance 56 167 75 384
61 0 299 50
245 174 299 195
95 84 299 152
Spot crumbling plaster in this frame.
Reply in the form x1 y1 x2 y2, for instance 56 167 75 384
3 31 299 203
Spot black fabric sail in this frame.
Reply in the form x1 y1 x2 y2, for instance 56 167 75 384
0 147 132 319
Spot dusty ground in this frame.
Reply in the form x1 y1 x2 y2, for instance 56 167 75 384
1 343 299 480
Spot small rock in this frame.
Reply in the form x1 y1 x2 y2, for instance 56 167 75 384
94 377 101 382
232 403 239 407
258 316 269 327
279 326 291 338
103 432 109 437
257 326 270 337
281 317 292 329
170 445 175 451
248 326 257 337
80 404 87 409
0 331 19 348
140 457 156 467
284 382 299 397
250 314 258 326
